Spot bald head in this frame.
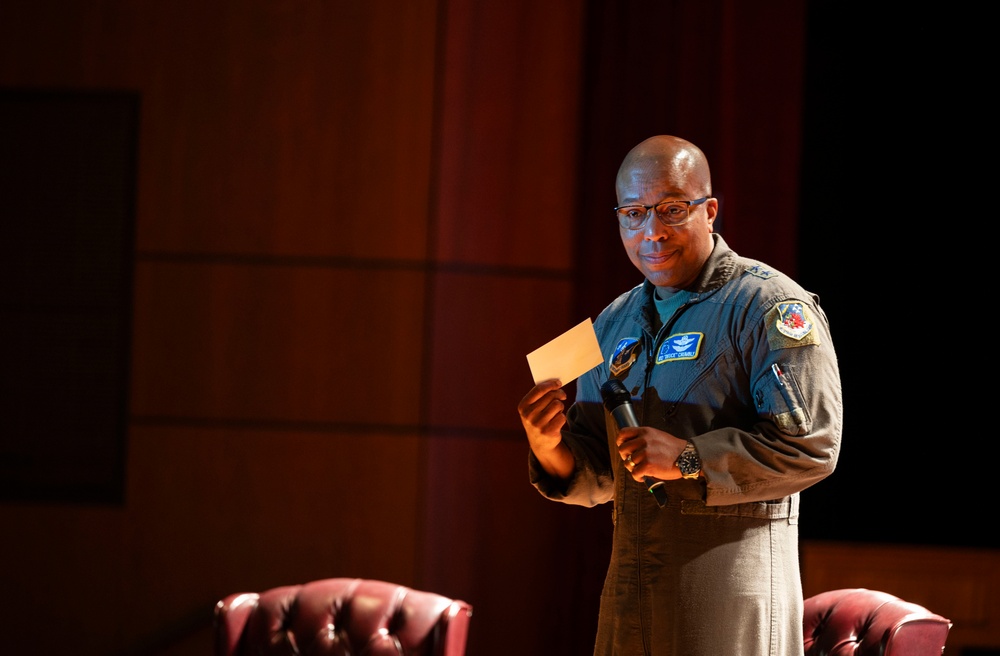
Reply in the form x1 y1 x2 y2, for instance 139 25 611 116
614 135 718 290
616 135 712 201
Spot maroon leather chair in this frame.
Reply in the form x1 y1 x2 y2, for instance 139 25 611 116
214 577 473 656
803 587 952 656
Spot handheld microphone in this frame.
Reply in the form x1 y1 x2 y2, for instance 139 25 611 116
599 378 668 507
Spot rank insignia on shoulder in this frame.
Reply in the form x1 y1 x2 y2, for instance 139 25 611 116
746 264 777 279
656 332 703 364
610 337 641 377
766 301 820 350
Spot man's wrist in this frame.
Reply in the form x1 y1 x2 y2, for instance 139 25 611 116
675 441 702 479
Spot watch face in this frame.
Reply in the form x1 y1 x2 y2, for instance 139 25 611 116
678 452 700 475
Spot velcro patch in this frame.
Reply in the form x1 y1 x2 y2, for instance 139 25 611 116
656 332 703 363
766 301 819 350
609 337 642 377
745 264 777 279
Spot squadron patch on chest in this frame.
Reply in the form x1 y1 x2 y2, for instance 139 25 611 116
766 301 820 350
609 337 642 377
656 332 703 364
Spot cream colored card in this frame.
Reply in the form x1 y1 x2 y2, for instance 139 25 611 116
526 318 604 385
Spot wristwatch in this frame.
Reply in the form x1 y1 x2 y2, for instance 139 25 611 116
675 441 702 480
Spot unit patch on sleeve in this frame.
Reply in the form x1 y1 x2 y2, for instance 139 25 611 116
766 301 820 350
655 332 703 364
609 337 642 377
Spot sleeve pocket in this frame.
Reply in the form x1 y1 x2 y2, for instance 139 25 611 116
756 362 812 436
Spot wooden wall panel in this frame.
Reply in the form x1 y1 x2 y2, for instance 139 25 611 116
0 1 439 260
0 426 425 655
423 3 592 649
0 504 128 655
420 433 611 656
433 0 586 270
134 0 439 259
131 262 428 424
426 273 577 430
420 265 607 655
121 427 425 624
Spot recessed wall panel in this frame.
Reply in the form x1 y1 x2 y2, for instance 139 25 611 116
420 432 610 656
131 262 427 425
426 272 576 431
433 1 585 269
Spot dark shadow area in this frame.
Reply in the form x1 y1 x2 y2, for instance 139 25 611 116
798 4 993 548
0 88 138 504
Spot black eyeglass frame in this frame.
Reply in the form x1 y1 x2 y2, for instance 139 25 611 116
613 196 710 229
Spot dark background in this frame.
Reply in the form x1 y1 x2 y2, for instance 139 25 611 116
797 3 990 549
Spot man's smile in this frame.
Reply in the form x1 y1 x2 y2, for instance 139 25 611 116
640 249 678 264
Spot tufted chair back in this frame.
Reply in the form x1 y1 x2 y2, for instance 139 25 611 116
803 587 952 656
214 577 473 656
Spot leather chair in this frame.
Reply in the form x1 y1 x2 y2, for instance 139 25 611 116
214 577 473 656
803 587 952 655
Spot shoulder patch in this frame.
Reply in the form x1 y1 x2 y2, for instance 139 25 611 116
609 337 642 377
746 264 777 279
766 301 820 350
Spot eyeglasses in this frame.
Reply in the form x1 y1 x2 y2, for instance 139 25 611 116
614 197 709 230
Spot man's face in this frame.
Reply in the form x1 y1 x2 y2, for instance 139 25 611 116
616 165 717 290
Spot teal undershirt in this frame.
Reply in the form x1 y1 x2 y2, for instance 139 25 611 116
652 286 691 334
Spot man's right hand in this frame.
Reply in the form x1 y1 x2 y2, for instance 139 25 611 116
517 379 574 479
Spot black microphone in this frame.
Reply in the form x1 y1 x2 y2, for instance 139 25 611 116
600 378 668 507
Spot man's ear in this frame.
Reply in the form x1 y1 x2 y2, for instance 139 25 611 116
705 197 719 229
